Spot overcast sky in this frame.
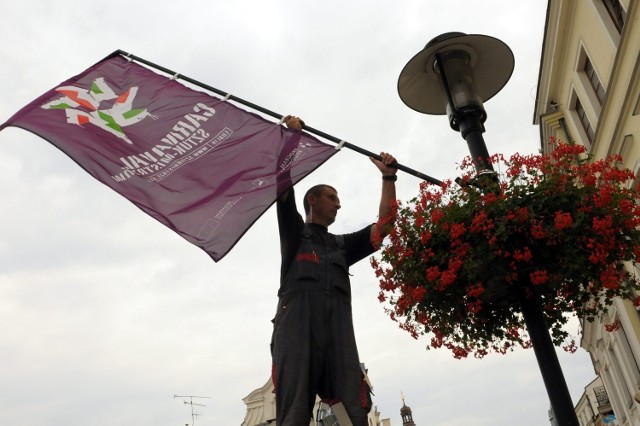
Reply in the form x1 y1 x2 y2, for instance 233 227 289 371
0 1 598 425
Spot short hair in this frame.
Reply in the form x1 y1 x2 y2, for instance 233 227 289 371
303 184 336 215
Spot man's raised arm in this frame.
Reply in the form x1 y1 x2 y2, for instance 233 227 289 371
370 152 397 247
278 115 305 202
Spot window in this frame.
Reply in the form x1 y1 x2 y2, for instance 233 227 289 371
584 56 606 105
576 97 596 145
594 385 611 407
617 321 640 386
603 0 626 33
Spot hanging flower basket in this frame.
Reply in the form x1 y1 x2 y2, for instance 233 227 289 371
371 140 640 359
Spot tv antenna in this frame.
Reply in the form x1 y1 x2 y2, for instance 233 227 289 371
174 394 211 426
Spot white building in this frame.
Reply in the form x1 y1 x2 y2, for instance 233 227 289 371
534 0 640 424
574 376 616 425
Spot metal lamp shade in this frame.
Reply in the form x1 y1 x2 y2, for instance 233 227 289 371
398 33 515 115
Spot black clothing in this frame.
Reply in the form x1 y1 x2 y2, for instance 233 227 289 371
271 189 375 426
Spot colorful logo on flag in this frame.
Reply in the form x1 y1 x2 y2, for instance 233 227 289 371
41 77 157 145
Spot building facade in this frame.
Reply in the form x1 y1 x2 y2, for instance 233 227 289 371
534 0 640 424
574 376 616 425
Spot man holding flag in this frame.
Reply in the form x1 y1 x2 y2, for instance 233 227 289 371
272 115 397 426
0 52 402 424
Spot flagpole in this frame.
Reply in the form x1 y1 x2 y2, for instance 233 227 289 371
114 50 442 185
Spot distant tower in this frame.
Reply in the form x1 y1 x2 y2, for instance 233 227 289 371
400 392 416 426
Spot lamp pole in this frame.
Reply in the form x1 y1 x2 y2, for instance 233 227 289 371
398 32 580 425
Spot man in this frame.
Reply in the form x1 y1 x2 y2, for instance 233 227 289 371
271 115 397 425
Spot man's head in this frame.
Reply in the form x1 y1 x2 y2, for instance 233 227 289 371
304 184 340 226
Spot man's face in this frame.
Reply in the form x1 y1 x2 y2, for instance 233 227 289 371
309 186 341 226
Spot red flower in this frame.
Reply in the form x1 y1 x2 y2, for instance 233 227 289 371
563 340 578 353
604 320 621 332
592 215 614 234
530 270 549 285
438 269 457 290
431 208 444 224
600 266 622 290
470 211 487 233
467 283 485 298
449 222 466 239
554 211 573 231
420 231 431 244
513 247 533 262
426 266 441 282
588 247 608 265
531 223 546 239
374 140 640 359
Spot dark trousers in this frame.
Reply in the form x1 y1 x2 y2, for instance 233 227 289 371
271 290 371 426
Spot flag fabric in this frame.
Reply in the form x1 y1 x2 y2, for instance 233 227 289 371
1 51 338 261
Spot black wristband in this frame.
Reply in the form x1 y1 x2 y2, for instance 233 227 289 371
382 175 397 182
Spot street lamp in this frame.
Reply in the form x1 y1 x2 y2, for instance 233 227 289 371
398 32 513 173
398 33 580 426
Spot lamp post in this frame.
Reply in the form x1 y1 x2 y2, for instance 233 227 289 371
398 32 580 426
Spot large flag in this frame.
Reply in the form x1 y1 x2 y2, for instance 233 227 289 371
1 51 337 261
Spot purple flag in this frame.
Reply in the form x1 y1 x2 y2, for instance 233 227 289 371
1 52 337 261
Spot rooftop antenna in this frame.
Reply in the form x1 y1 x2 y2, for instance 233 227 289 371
174 394 211 426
